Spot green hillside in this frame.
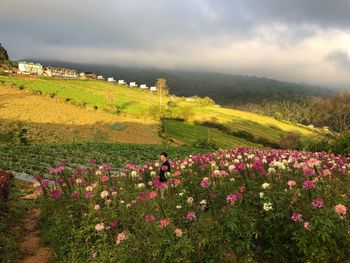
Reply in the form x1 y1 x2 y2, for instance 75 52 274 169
0 74 323 148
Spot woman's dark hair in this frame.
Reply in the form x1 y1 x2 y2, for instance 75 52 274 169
160 152 168 157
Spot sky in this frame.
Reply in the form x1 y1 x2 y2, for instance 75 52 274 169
1 0 350 88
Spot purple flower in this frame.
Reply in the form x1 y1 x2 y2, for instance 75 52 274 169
302 180 316 190
311 197 324 209
291 212 303 222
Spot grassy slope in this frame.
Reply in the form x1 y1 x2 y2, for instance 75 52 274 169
0 75 322 146
163 119 260 148
0 85 160 144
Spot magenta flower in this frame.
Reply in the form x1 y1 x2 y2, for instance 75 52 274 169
161 165 168 171
55 177 63 184
159 218 169 228
50 189 62 199
291 212 303 222
311 197 324 209
186 211 196 221
302 180 316 189
145 214 155 222
102 164 111 171
85 191 94 199
226 192 243 203
71 191 80 199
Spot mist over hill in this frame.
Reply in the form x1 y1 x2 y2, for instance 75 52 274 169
26 60 340 104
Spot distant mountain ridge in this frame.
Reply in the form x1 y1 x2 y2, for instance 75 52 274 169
24 59 342 106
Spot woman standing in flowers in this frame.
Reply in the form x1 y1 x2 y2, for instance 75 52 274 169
159 152 171 183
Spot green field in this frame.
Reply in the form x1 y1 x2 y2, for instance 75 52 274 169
0 75 161 116
0 143 208 175
0 74 323 149
162 119 260 148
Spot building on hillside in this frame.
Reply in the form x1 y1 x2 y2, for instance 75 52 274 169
129 82 137 87
118 80 126 84
108 77 116 83
139 84 148 89
44 67 78 78
150 86 157 92
18 61 43 75
97 75 104 80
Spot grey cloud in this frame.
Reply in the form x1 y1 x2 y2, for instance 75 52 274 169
327 50 350 70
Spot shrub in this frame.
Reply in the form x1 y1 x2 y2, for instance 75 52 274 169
279 132 302 149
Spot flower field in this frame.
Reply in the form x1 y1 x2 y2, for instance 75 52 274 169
35 148 350 262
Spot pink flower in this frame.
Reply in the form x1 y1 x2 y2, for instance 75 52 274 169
311 197 324 209
335 204 347 215
102 164 111 170
95 170 102 175
50 189 61 199
302 180 316 189
55 177 63 184
291 212 303 222
304 221 310 230
109 221 118 229
159 219 169 228
287 180 296 187
186 211 196 221
161 165 169 171
200 178 209 188
226 192 242 203
145 214 155 222
149 191 157 199
116 231 127 245
175 228 183 237
86 191 94 199
71 191 80 199
100 175 109 182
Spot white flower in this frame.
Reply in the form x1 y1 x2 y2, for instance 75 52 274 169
234 159 240 164
261 183 270 189
213 170 220 175
137 183 145 189
178 192 185 197
33 182 41 188
200 199 207 205
94 204 100 210
126 203 131 208
188 158 193 163
229 178 235 182
187 197 193 205
120 200 125 204
155 162 160 167
229 165 235 171
105 199 112 205
131 171 137 178
176 205 182 209
259 192 265 198
180 165 186 170
148 166 153 170
100 190 109 198
263 202 273 211
150 171 156 177
268 167 276 174
237 155 242 160
95 223 104 231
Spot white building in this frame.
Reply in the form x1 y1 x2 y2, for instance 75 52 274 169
129 82 137 87
118 80 125 84
18 61 43 75
150 86 157 92
108 77 116 83
140 84 148 89
97 75 104 80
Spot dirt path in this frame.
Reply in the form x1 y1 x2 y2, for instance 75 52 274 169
19 208 52 263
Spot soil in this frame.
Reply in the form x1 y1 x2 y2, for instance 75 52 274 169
19 208 52 263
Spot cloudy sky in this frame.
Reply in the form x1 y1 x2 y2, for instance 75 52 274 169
1 0 350 87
